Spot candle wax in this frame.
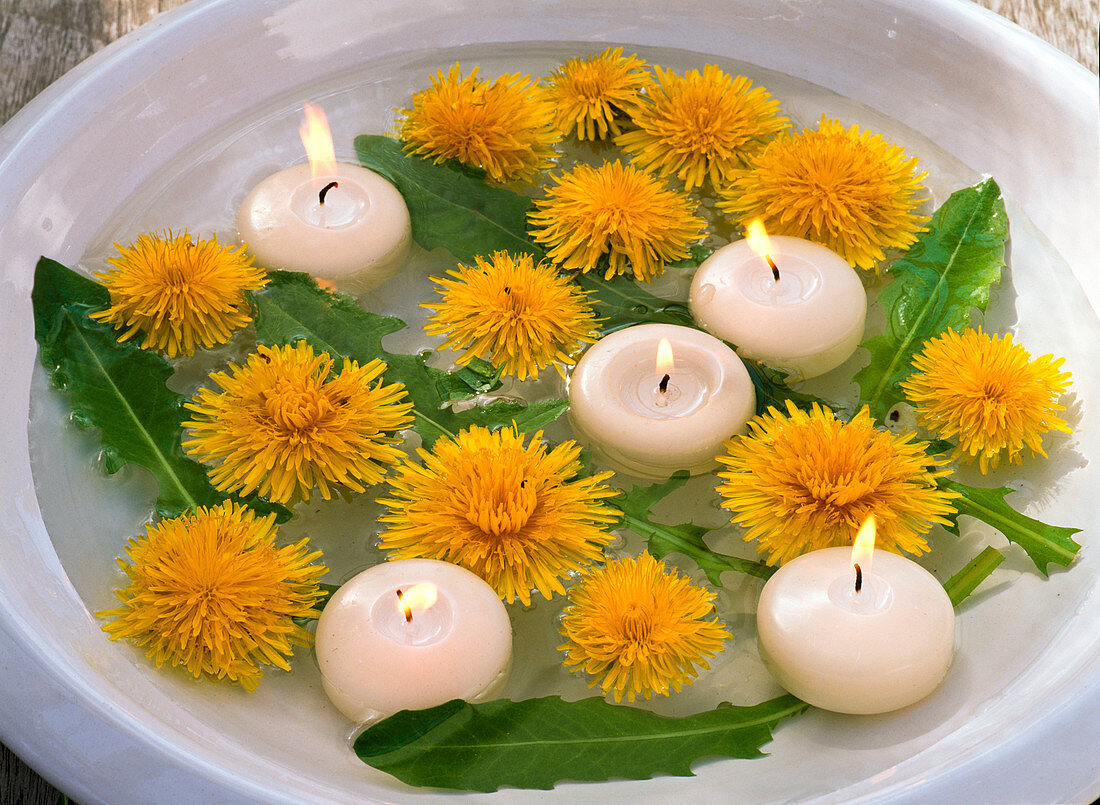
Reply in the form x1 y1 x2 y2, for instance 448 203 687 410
756 547 954 714
237 162 411 294
568 323 755 478
315 559 513 723
690 236 866 381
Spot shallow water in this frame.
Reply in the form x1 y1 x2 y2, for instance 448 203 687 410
26 39 1097 779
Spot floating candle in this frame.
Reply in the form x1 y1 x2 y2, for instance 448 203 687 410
237 104 411 294
755 517 954 714
315 559 513 723
689 222 866 381
568 323 756 478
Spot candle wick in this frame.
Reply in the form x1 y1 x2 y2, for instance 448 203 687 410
318 180 339 205
854 563 863 594
765 253 780 282
396 588 413 623
658 373 670 393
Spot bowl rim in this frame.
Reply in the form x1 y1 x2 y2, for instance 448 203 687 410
1 1 1098 803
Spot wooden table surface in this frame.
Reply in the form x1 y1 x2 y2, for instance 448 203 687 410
1 0 1097 801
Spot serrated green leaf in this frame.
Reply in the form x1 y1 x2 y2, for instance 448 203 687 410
354 694 807 791
251 271 566 447
32 256 109 343
614 472 774 583
741 359 832 416
434 356 503 401
575 271 696 334
32 258 221 518
942 480 1081 575
33 258 293 522
854 178 1008 419
354 134 545 264
455 398 570 433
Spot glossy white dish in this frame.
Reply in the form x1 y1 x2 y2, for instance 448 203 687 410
1 1 1098 802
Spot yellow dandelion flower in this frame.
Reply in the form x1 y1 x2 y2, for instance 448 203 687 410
544 46 654 141
615 65 788 190
528 161 705 281
901 328 1073 473
717 116 928 271
558 552 729 703
423 251 599 381
184 341 414 504
90 230 268 358
98 501 327 691
377 425 618 605
397 63 560 184
716 401 957 565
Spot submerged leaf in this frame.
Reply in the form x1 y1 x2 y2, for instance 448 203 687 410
575 271 696 334
354 694 807 791
854 178 1008 419
32 258 221 518
251 271 566 447
942 480 1081 575
614 472 774 583
354 134 545 263
740 359 833 416
434 356 503 401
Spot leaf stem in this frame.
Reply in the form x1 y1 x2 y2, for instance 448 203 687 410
943 546 1005 607
620 512 775 580
411 408 457 441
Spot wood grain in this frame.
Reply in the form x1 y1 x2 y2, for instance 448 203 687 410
0 0 1096 802
982 0 1098 72
0 0 189 124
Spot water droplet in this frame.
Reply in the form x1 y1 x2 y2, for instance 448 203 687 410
696 284 716 304
629 304 648 314
41 218 53 232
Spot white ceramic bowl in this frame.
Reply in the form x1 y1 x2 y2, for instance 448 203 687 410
1 1 1097 803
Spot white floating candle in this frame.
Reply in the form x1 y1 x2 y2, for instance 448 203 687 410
689 223 866 381
315 559 513 723
755 517 954 714
237 104 411 294
568 323 756 479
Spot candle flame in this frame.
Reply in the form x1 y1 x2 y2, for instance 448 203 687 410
745 218 780 280
656 338 675 377
744 218 774 259
851 515 877 577
396 583 438 622
299 103 337 180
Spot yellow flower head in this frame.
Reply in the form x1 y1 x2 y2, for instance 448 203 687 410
615 65 788 190
717 116 929 271
544 47 654 141
397 63 560 184
901 328 1073 473
558 552 729 703
90 231 268 357
528 161 705 281
377 425 618 605
98 501 327 691
184 341 413 504
424 251 599 381
716 401 957 565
